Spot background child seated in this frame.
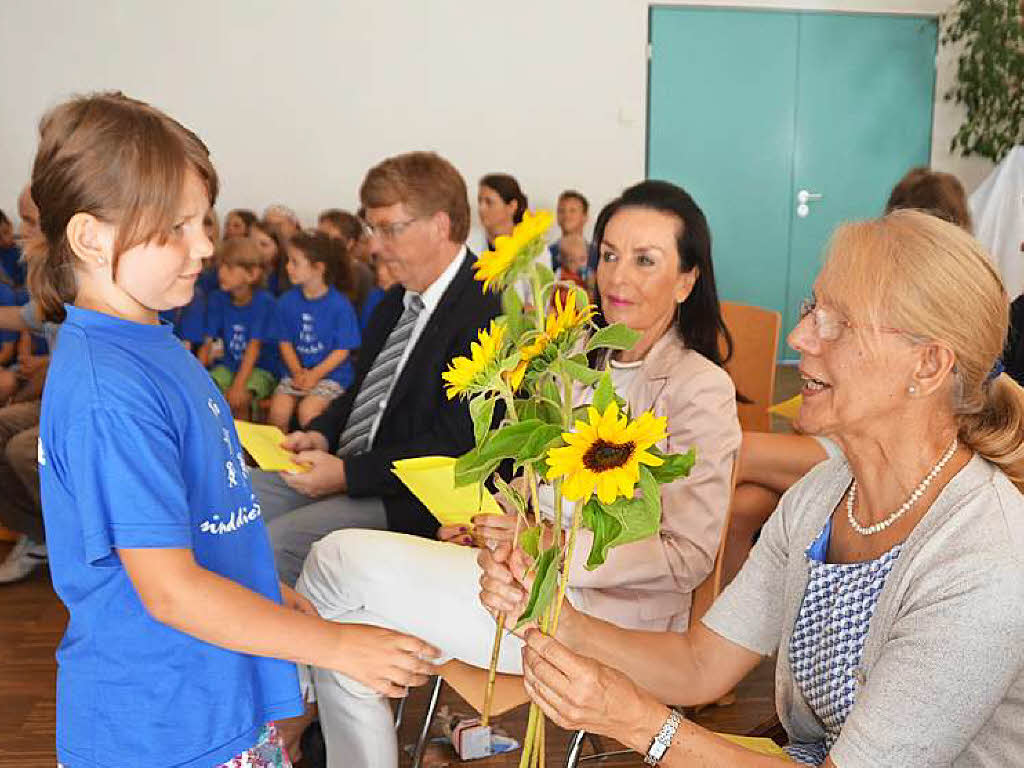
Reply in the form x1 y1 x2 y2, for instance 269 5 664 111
268 231 360 431
250 219 291 296
556 232 594 300
199 238 280 419
0 277 19 402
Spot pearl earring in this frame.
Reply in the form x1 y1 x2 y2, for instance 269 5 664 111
908 385 917 395
97 256 107 266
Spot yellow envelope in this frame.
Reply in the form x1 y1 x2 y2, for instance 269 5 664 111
234 421 310 474
392 456 501 527
717 733 792 759
767 394 803 422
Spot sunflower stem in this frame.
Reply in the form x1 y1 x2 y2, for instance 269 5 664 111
529 267 546 330
519 703 539 768
481 516 522 727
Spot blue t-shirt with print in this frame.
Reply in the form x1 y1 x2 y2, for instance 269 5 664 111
159 287 208 346
275 286 360 388
205 288 280 375
39 305 302 768
0 281 20 345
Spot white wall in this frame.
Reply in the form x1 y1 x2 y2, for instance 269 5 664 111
0 0 994 234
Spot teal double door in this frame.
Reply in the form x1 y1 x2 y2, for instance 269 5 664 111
648 7 937 357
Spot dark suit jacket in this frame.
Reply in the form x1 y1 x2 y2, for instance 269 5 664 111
306 251 501 538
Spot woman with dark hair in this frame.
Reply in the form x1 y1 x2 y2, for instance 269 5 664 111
478 172 529 250
293 179 742 766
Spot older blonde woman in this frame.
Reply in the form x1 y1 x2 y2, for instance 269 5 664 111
481 210 1024 766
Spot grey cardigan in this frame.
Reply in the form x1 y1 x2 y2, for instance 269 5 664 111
703 454 1024 767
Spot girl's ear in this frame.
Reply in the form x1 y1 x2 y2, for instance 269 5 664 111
66 213 114 268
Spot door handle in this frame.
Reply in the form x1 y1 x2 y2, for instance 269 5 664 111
797 189 823 204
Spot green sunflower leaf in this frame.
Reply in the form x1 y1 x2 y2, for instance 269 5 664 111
562 358 602 387
585 323 642 354
492 475 526 518
520 524 542 559
592 371 615 412
646 446 697 485
516 542 560 629
469 395 496 447
581 493 662 570
514 424 565 469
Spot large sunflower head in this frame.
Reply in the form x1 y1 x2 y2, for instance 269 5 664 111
508 290 595 389
545 402 667 504
473 210 554 293
442 321 507 400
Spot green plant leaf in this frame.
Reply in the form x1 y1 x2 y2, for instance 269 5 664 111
515 424 565 469
585 323 642 354
502 287 526 338
562 357 602 387
516 543 560 628
647 446 697 485
592 371 615 412
453 453 500 488
469 395 496 447
520 525 542 559
581 493 662 570
492 474 526 518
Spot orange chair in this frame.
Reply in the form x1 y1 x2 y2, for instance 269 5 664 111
720 301 781 432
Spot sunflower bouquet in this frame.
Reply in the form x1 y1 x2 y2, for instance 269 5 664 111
442 211 695 767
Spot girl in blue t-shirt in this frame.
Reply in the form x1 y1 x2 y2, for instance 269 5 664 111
267 231 360 432
0 278 19 401
199 237 281 420
29 92 437 768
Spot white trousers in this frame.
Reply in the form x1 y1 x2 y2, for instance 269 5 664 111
295 529 529 768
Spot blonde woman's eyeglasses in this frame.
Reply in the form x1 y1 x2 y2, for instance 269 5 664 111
798 297 906 342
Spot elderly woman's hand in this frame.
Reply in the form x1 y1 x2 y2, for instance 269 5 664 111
477 543 534 630
521 628 671 754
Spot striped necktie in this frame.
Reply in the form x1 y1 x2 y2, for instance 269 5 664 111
337 294 425 457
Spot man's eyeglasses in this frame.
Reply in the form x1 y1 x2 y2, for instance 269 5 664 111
361 217 420 241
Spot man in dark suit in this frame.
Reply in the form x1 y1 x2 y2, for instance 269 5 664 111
252 152 501 584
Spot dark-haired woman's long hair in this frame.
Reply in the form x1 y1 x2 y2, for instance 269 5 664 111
480 173 528 225
589 179 734 369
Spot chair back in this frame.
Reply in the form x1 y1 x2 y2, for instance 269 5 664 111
689 448 741 627
720 301 781 432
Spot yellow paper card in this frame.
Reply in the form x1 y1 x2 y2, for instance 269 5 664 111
234 421 309 474
717 733 792 759
767 394 803 422
392 456 501 527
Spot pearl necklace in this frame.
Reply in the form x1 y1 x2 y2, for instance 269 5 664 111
846 437 959 536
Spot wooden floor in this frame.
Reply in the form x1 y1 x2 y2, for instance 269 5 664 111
0 545 777 768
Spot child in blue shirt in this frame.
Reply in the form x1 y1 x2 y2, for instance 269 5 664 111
267 231 360 432
199 238 281 420
0 279 19 401
30 92 436 768
0 209 25 288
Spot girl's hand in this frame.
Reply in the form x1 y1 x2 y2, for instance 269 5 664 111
437 524 475 547
521 629 670 753
280 582 318 616
332 624 441 697
293 369 314 391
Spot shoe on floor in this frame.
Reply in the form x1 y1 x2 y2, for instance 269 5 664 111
0 535 47 583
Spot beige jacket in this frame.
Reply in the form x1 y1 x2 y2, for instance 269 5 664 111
564 331 741 631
